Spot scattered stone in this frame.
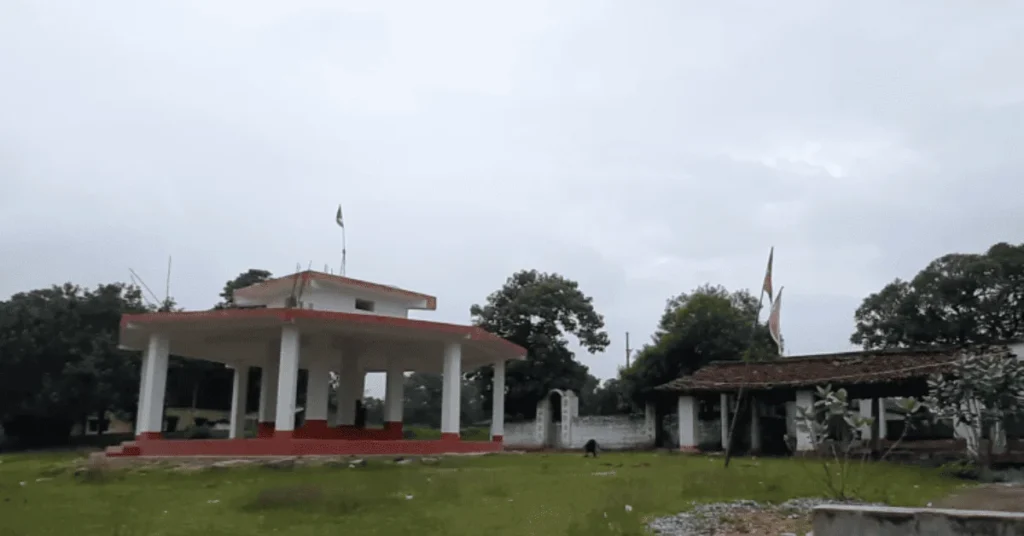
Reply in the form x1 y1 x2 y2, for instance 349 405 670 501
261 458 297 471
348 459 367 468
592 471 616 476
211 460 252 470
647 498 881 535
395 458 413 466
420 457 440 465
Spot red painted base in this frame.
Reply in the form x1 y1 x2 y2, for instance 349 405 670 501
440 432 460 442
105 437 503 458
491 435 503 443
679 446 700 454
300 420 330 435
135 432 163 441
257 422 275 438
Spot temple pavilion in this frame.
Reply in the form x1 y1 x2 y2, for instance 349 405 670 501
106 270 526 457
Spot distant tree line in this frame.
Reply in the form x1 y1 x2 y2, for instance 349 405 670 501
2 241 1021 448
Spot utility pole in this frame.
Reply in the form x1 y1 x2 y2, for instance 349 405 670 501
625 331 632 368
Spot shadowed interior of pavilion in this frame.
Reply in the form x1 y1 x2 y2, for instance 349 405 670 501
107 272 526 458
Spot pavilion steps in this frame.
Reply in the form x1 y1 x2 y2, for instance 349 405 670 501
105 441 141 457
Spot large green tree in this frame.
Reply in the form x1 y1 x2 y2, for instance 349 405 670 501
0 283 149 444
468 269 610 419
851 242 1024 349
620 284 774 404
215 268 273 308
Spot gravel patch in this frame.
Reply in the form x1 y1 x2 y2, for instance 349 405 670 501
647 497 882 536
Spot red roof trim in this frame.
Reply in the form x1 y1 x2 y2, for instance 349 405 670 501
120 308 525 357
233 271 438 311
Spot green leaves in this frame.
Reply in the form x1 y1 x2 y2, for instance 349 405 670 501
468 270 610 418
851 242 1024 349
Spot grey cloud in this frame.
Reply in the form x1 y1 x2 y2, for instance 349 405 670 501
2 1 1022 393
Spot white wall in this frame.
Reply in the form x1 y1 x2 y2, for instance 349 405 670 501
570 416 654 450
504 421 541 448
260 287 410 318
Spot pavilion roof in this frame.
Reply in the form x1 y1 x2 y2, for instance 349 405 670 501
655 348 962 394
118 308 525 369
233 271 437 310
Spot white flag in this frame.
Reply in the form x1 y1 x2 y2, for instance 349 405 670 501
335 205 344 228
768 286 784 355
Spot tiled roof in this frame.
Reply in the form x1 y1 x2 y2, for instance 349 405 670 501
655 348 961 393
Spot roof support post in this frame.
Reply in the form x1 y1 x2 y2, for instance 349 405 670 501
258 353 279 437
490 360 506 442
678 395 700 452
795 390 815 452
136 333 169 439
336 355 362 426
229 365 250 439
274 325 301 436
305 356 331 427
384 358 405 438
440 342 462 440
719 393 730 449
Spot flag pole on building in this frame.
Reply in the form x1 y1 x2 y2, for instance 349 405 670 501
336 204 347 276
724 247 774 468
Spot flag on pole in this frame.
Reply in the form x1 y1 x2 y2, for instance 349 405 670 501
762 247 774 303
335 205 344 228
768 286 784 355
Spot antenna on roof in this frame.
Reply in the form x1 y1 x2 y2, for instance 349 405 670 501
129 255 175 311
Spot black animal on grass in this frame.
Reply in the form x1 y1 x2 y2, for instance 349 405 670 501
583 438 599 457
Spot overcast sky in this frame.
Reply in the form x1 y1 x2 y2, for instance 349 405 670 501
2 1 1023 396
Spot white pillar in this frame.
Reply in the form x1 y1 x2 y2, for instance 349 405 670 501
719 393 730 449
750 396 762 453
858 399 873 439
137 333 169 436
134 344 152 434
229 365 249 439
273 325 301 434
795 390 815 451
305 358 330 424
878 398 888 439
258 359 279 424
336 355 362 426
384 358 405 425
490 360 506 441
440 342 462 437
678 395 700 451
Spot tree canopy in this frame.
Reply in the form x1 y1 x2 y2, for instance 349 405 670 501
851 242 1024 349
619 284 774 404
215 268 273 308
0 283 149 444
468 269 610 418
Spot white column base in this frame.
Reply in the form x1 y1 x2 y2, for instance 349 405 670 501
490 360 506 442
678 396 700 452
273 325 301 435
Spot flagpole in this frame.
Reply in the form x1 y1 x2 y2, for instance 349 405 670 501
341 225 347 276
724 247 773 468
723 286 766 468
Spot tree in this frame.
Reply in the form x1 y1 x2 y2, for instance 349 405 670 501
851 243 1024 349
579 376 633 415
619 284 774 404
925 347 1024 466
468 270 610 419
215 268 273 308
0 283 149 445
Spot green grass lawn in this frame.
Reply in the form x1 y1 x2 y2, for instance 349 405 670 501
0 451 968 536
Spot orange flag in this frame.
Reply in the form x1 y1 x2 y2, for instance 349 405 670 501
762 247 774 303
